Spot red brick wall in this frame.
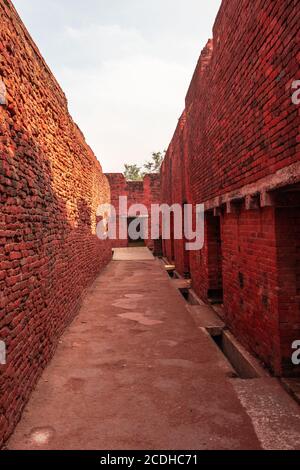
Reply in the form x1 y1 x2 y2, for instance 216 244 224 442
143 174 161 252
221 207 280 374
186 0 299 203
104 174 128 248
105 173 160 250
161 113 190 275
160 150 172 262
161 0 300 376
0 0 111 445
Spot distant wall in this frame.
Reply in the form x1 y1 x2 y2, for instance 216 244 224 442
0 0 111 445
105 173 161 250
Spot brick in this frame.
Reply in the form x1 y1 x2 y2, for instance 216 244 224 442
0 0 112 446
161 0 300 378
105 173 160 250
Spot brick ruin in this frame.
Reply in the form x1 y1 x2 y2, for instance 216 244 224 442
0 0 300 449
161 0 300 377
0 0 162 445
0 0 112 445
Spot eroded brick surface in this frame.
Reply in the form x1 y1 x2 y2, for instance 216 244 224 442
0 0 111 444
161 0 300 376
186 0 299 202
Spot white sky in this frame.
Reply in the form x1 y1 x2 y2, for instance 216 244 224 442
13 0 222 172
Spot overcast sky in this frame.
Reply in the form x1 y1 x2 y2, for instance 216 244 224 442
13 0 222 172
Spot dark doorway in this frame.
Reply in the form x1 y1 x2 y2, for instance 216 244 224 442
183 202 191 277
207 213 223 304
275 186 300 377
127 217 146 247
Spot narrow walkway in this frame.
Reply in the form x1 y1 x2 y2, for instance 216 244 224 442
8 249 300 450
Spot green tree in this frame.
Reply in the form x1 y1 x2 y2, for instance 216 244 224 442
143 151 165 175
124 151 166 181
124 164 143 181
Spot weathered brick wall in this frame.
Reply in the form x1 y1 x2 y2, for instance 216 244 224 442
127 181 144 208
220 208 280 373
105 173 160 249
160 151 173 261
161 113 190 275
186 0 299 204
0 0 111 445
161 0 300 376
143 174 161 252
104 173 128 248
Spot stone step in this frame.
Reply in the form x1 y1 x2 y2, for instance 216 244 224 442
186 304 225 334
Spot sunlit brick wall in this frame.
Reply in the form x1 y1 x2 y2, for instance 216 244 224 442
0 0 112 445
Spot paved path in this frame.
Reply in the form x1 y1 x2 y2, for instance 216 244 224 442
113 247 154 261
7 250 300 450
